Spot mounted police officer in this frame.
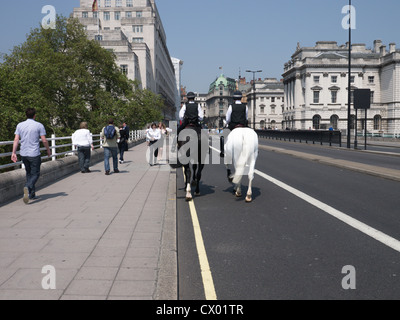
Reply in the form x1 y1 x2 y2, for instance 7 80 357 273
220 91 249 158
226 91 248 131
177 91 204 136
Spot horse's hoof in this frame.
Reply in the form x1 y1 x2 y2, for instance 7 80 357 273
186 197 193 202
235 192 242 198
195 192 200 196
245 196 252 203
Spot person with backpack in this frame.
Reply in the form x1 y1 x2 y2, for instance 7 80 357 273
100 119 120 175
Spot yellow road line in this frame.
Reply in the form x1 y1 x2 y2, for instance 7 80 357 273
183 168 217 300
188 199 218 300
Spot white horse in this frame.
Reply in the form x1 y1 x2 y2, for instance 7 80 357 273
224 128 259 202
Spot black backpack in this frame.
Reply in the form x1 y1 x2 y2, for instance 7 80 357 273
104 125 116 139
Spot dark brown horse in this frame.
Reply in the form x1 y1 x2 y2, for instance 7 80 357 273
173 125 207 201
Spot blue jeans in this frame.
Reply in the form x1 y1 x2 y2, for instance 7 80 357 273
104 147 118 172
78 146 91 171
21 155 41 198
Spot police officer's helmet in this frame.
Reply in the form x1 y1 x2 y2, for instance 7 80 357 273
187 92 196 100
233 91 242 100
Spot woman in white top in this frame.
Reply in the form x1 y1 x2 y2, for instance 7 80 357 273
72 122 94 173
146 123 161 166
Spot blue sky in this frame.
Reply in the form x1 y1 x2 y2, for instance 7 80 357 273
2 1 400 93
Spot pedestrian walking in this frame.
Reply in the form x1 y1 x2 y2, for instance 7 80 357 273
72 122 94 173
146 122 161 166
118 124 128 164
11 108 51 204
122 122 130 150
100 119 120 175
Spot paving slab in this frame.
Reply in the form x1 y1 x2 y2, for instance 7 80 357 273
0 143 177 300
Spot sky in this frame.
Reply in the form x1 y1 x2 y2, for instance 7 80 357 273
2 0 400 93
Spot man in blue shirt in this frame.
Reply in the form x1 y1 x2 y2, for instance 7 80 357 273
11 108 51 204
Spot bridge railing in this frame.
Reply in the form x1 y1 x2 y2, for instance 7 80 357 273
256 129 342 147
0 130 146 172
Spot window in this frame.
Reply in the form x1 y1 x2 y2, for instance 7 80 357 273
93 12 98 18
104 0 111 7
126 11 132 18
133 25 143 33
330 115 339 130
115 12 121 20
368 76 375 84
136 11 143 17
82 12 88 18
350 76 355 83
260 105 265 114
271 105 276 114
120 65 128 75
314 76 320 83
271 97 275 103
132 37 144 43
116 0 122 7
374 115 382 130
104 12 110 21
313 91 320 104
331 76 338 83
313 115 321 130
331 91 338 103
126 0 133 7
95 35 103 41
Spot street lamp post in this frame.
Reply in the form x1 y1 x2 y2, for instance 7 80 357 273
347 0 352 148
246 70 262 129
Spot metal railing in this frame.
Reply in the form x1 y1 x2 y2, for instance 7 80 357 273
0 130 146 171
256 129 342 147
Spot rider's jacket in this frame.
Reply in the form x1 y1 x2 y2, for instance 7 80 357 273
229 103 247 130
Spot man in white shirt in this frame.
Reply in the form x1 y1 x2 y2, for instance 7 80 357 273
72 122 94 173
177 92 204 136
226 91 249 131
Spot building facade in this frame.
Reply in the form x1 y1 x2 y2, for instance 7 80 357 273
246 78 285 129
205 74 237 128
283 41 400 136
73 0 177 121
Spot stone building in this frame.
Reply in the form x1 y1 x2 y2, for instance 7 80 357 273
73 0 177 121
205 74 236 128
246 78 285 129
283 41 400 136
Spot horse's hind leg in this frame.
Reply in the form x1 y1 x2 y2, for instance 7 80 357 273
184 165 193 201
191 164 198 186
245 178 253 202
226 164 233 183
235 183 242 198
194 164 204 195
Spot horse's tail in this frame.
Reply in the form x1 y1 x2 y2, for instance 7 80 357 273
232 129 258 184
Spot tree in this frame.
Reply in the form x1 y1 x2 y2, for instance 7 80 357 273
0 15 165 141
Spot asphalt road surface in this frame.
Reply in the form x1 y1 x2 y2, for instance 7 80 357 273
177 138 400 300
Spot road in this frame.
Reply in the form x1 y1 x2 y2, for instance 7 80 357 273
177 138 400 300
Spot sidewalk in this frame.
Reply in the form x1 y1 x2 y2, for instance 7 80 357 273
0 143 177 300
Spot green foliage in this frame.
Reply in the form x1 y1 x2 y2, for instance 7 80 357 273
0 15 166 145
